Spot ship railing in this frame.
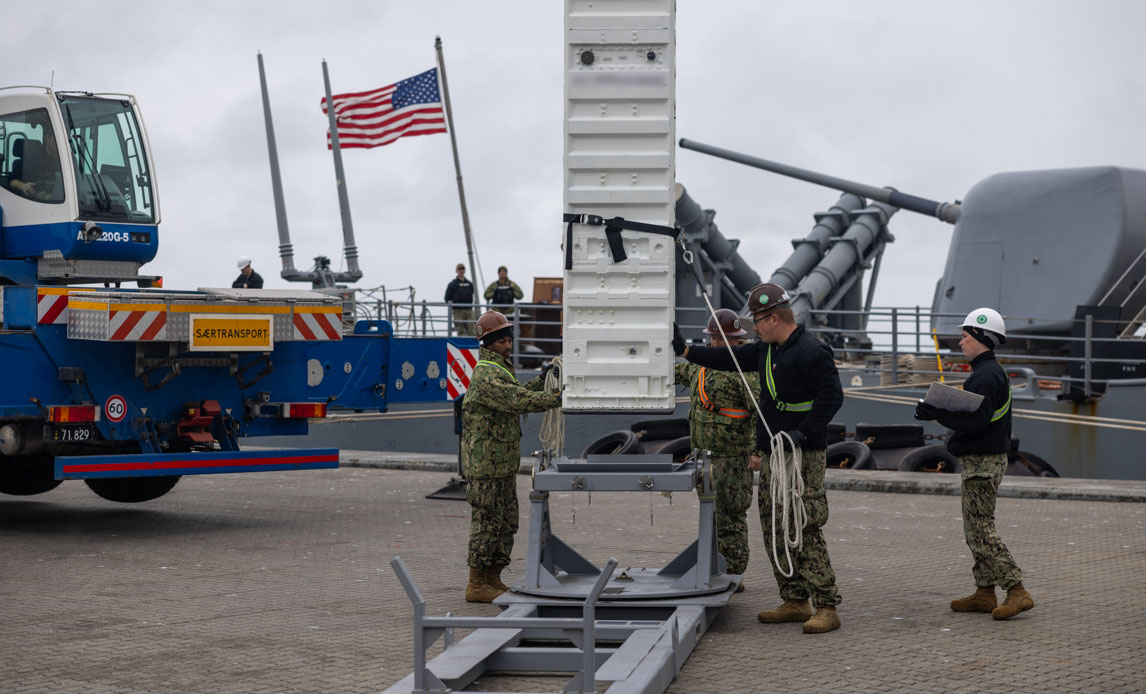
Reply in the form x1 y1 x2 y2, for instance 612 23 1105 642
347 298 1146 397
353 298 564 370
795 306 1146 399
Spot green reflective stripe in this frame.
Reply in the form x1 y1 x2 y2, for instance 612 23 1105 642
765 345 814 412
990 388 1012 422
476 359 517 383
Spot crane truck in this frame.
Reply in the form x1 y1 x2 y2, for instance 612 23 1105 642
0 86 461 503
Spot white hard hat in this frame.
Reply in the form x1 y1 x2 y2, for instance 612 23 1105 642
237 256 252 269
960 308 1007 345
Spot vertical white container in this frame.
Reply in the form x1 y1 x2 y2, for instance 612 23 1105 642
562 0 676 413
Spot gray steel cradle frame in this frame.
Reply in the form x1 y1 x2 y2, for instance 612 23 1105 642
385 451 739 694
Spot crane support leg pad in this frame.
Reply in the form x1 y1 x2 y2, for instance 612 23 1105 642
55 448 339 479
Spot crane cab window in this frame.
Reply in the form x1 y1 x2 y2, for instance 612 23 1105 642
58 95 155 224
0 108 66 204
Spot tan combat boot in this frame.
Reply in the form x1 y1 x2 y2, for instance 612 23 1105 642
485 569 509 593
757 599 812 623
802 606 841 634
991 583 1034 620
465 568 502 603
734 579 746 594
951 586 998 613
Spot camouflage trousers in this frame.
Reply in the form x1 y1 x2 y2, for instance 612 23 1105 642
453 307 476 337
465 475 519 571
959 453 1023 590
711 454 754 575
759 449 841 607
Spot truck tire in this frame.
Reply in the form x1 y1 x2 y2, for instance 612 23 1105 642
581 430 640 457
85 476 181 503
855 423 925 450
630 418 690 441
898 445 961 474
656 436 694 462
0 457 63 496
825 441 874 470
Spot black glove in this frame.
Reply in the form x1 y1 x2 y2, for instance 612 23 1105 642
914 402 939 421
672 322 686 356
782 430 806 451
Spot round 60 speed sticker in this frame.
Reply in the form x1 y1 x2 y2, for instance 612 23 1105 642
104 394 127 423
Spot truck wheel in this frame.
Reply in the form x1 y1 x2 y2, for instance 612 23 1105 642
825 441 874 470
0 457 63 496
898 445 961 474
581 431 640 457
85 476 181 503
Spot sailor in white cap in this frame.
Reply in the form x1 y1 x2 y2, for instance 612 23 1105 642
232 256 264 289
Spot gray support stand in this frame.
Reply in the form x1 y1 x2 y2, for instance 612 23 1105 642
384 452 739 694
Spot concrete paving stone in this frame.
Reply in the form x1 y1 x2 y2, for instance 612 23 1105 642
2 466 1144 693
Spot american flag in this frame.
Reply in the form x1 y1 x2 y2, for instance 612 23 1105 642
320 68 447 149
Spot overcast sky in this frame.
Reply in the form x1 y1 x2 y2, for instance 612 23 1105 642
7 1 1146 310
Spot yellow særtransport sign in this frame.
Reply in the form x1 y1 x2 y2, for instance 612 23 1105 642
189 314 274 352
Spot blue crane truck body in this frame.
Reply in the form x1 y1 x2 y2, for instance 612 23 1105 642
0 87 466 502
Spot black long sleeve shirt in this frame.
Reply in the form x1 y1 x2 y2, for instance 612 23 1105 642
232 271 263 289
444 277 475 305
685 325 844 452
937 351 1012 457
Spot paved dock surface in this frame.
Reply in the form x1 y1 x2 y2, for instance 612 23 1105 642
3 466 1144 693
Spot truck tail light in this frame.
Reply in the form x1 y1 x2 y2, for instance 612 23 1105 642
49 405 99 423
286 403 327 419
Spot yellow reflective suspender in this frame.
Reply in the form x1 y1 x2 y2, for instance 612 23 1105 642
476 359 517 383
990 388 1012 422
765 344 814 412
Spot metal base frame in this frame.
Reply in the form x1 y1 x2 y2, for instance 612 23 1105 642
385 451 739 693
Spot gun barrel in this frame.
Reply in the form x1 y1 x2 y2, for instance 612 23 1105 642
679 138 960 224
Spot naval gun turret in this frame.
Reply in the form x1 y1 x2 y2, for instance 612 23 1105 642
679 139 1146 359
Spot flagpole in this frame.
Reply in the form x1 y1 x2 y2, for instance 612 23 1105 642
321 59 363 282
434 36 482 306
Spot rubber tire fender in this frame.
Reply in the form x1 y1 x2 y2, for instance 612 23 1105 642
825 441 875 470
655 435 694 463
826 422 846 446
580 430 640 457
855 423 926 450
629 418 690 441
897 444 961 474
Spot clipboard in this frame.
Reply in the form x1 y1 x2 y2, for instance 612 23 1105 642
922 382 983 413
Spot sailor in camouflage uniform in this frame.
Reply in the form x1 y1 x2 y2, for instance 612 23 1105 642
916 308 1033 620
674 309 759 590
461 311 562 603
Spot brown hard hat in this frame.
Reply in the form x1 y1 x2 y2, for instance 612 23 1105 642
747 283 792 315
703 308 748 337
475 310 513 338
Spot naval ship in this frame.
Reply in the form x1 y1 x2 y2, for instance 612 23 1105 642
263 140 1146 482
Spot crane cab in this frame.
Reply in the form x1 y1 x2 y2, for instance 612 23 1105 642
0 87 159 285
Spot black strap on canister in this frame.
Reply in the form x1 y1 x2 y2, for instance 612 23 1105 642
562 213 679 269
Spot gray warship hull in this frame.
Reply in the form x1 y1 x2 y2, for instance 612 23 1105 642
260 366 1146 481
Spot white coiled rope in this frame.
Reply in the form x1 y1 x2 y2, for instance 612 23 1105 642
539 356 565 456
683 246 806 577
